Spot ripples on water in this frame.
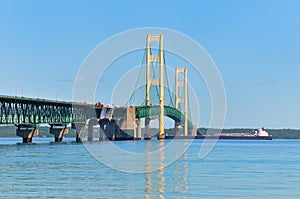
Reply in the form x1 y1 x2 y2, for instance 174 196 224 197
0 138 300 198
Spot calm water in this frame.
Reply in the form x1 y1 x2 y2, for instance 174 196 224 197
0 138 300 198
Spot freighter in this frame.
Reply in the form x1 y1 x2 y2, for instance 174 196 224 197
165 128 272 140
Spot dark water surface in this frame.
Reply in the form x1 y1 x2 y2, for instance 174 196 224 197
0 138 299 198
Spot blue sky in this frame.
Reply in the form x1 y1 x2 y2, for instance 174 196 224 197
0 0 300 128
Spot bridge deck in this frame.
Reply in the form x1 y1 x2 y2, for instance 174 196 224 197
0 95 193 129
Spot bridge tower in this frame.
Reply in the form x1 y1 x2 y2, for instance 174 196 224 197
145 34 165 139
175 67 188 136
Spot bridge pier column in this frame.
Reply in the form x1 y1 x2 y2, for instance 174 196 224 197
99 118 109 141
87 123 93 141
144 117 151 140
117 107 135 140
191 125 197 136
86 119 100 141
174 122 180 136
50 124 68 142
16 124 38 143
72 123 85 142
136 119 142 140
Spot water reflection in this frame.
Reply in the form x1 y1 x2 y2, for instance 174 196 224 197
144 141 152 194
144 140 189 198
157 141 165 197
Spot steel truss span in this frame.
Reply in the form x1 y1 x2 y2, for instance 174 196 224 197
0 95 100 126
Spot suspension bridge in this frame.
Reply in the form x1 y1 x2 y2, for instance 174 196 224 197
0 34 197 143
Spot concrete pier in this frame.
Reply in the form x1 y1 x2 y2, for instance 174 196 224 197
118 107 136 140
144 117 151 140
174 122 180 135
72 122 85 142
136 119 142 140
106 119 117 140
16 124 38 143
50 124 68 142
87 123 93 141
87 119 99 141
99 118 109 140
191 125 197 136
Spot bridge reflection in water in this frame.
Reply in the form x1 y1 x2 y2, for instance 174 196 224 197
144 141 189 198
82 138 191 197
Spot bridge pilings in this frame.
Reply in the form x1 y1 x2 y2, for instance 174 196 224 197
87 119 99 141
116 107 136 140
144 117 151 139
16 124 38 143
191 125 197 136
136 119 142 140
71 122 85 142
50 124 68 142
87 123 93 141
174 122 180 135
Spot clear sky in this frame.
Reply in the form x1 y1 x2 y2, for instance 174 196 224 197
0 0 299 129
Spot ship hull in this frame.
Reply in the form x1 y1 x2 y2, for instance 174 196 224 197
164 135 272 140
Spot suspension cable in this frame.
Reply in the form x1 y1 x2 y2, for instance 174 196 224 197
163 50 175 107
124 43 146 106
